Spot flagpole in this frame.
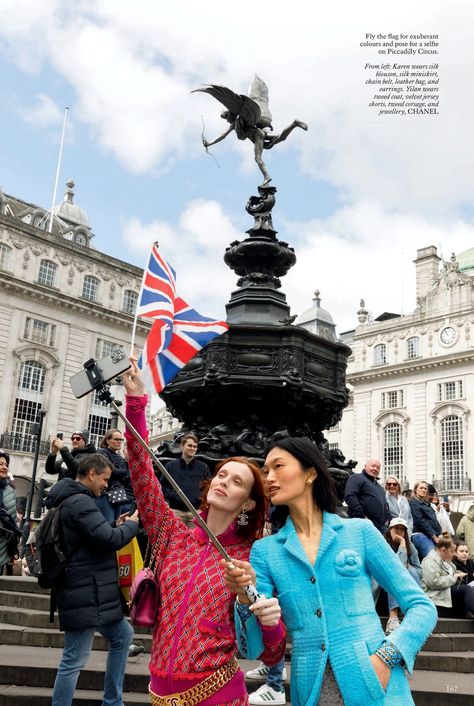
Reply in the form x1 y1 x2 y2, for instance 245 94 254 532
130 241 158 355
48 106 69 234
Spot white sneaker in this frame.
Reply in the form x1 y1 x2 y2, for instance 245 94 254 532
385 616 401 634
249 684 287 705
245 662 287 681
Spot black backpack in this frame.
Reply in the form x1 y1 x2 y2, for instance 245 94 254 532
25 498 73 589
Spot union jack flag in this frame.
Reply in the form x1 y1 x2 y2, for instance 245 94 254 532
137 243 229 394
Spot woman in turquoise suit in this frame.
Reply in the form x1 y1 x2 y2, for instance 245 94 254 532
225 437 437 706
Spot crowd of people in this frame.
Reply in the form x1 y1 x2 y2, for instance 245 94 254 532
1 364 474 705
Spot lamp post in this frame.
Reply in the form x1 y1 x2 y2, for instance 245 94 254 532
109 383 124 430
21 407 47 547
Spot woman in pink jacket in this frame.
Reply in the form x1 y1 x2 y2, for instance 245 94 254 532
123 360 284 706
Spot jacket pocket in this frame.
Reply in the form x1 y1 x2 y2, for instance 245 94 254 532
354 639 387 700
277 589 304 630
341 575 376 616
198 617 232 640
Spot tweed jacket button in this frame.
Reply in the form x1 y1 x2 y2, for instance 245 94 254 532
310 576 316 583
321 643 326 651
316 608 322 617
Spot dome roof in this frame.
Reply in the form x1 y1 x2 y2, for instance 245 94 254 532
298 290 337 341
457 247 474 274
53 179 90 227
299 290 335 325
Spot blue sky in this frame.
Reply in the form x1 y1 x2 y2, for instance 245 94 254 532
0 0 473 332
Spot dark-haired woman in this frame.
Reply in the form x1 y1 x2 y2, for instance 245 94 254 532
225 437 437 706
383 518 422 634
122 360 284 706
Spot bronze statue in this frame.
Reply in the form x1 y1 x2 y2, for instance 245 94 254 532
193 75 307 186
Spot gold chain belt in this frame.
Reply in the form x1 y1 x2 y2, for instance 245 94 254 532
148 658 239 706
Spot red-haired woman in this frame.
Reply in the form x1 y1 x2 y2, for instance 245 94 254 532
123 359 284 706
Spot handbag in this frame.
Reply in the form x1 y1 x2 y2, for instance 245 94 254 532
106 485 129 506
129 524 167 628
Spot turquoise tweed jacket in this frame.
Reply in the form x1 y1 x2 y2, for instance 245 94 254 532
236 511 437 706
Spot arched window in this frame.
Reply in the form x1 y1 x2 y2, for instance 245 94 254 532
383 422 403 477
122 289 138 315
407 336 419 359
82 275 100 302
10 361 46 450
19 360 45 393
374 343 387 366
0 243 12 271
38 259 57 287
441 415 463 490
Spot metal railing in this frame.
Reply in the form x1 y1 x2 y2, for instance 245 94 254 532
431 476 472 494
0 432 50 455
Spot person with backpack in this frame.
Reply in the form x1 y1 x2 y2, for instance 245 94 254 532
46 453 139 706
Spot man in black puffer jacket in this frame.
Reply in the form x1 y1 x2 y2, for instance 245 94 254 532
48 453 139 706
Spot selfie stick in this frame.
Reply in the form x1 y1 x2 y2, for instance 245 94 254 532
83 361 261 604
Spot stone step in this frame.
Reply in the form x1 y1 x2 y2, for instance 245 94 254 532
0 685 150 706
415 651 474 674
0 589 51 611
0 575 49 595
0 621 152 651
410 670 474 705
425 632 474 652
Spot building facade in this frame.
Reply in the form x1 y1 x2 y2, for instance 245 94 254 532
0 181 150 496
325 246 474 496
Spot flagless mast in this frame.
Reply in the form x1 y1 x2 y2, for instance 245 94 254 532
48 106 69 234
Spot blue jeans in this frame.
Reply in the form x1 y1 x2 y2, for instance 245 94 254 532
411 532 435 559
51 618 133 706
388 565 422 611
267 657 285 691
96 494 131 523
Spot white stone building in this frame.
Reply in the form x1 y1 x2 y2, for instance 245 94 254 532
323 246 474 496
0 181 150 498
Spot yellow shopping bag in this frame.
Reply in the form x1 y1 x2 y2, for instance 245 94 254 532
117 537 144 603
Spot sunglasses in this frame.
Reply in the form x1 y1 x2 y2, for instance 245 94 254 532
71 436 83 441
386 482 398 487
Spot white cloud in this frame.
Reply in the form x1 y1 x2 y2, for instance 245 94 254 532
0 0 472 214
21 93 63 128
122 199 241 318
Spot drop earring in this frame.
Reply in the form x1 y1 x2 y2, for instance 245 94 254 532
237 509 249 526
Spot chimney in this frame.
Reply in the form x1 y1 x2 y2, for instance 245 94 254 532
414 246 441 300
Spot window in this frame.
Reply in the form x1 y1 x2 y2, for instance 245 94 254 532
328 443 340 451
23 317 56 347
437 380 463 402
95 339 122 359
381 390 404 409
88 413 111 448
384 422 403 477
373 343 387 366
19 360 45 393
441 415 463 490
38 259 57 287
407 336 419 359
82 275 100 302
10 361 46 448
0 243 12 271
123 289 138 315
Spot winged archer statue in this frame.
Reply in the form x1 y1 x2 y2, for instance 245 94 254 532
193 75 307 186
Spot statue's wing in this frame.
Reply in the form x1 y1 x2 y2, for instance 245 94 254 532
193 84 261 126
248 75 272 127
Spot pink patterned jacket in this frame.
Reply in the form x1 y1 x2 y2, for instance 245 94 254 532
125 394 284 704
